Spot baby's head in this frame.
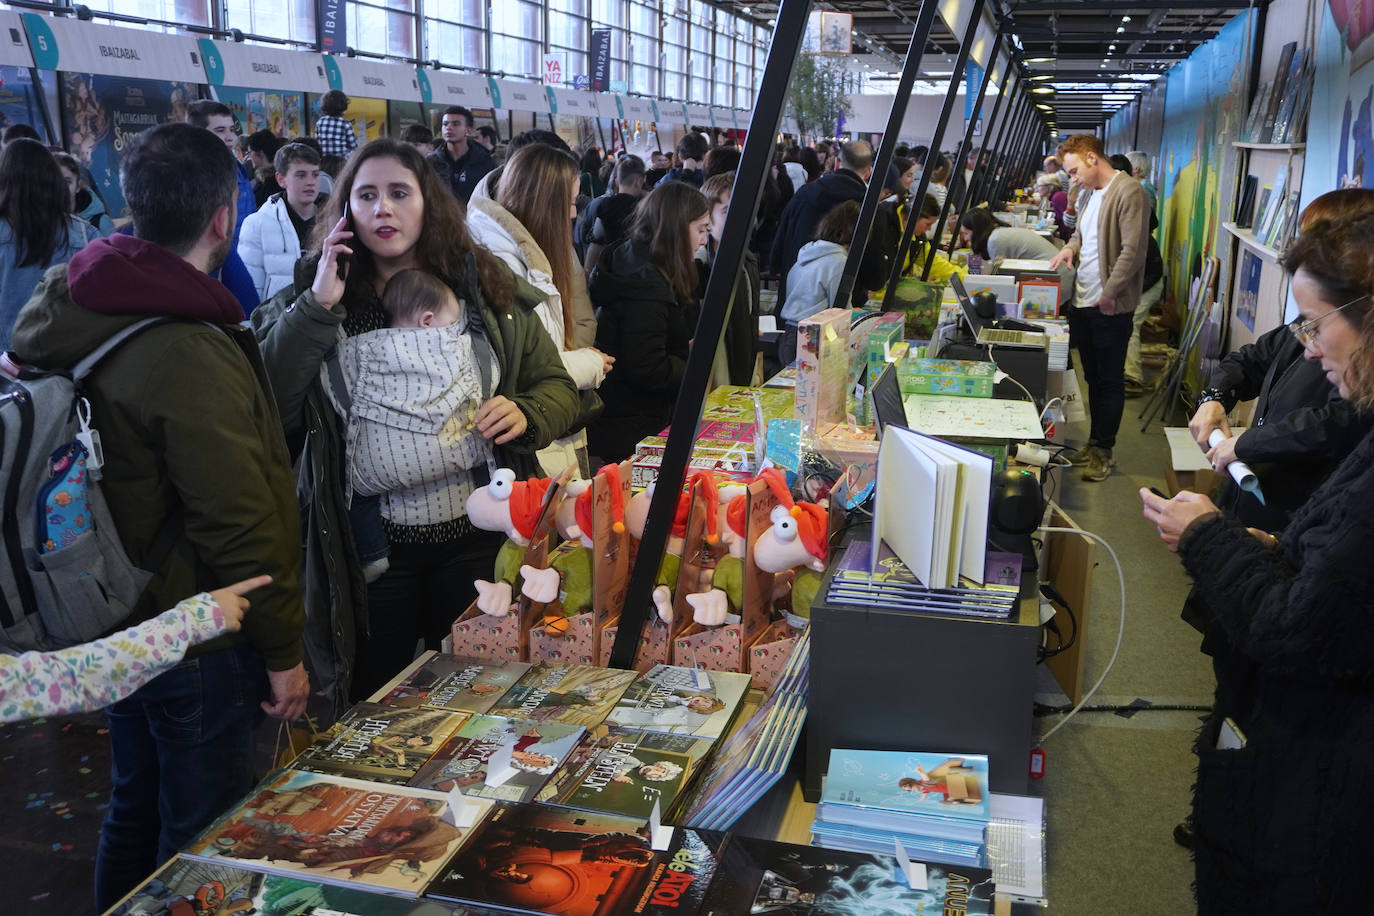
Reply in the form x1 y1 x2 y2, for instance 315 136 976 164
382 269 461 328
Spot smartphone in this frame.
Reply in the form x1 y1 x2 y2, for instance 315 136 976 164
1217 717 1247 750
337 200 352 282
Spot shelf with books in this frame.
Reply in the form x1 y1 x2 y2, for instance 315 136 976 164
1222 221 1282 262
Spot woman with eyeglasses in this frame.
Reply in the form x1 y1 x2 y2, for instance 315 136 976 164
1141 208 1374 911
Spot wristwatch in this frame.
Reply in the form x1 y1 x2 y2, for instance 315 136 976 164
1196 387 1229 408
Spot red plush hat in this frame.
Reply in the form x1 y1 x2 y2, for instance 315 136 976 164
755 467 794 509
692 471 720 545
725 492 749 541
574 464 626 539
790 501 829 562
509 476 551 541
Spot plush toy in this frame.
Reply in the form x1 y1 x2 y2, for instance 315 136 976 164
683 470 786 626
623 477 702 625
465 469 552 617
752 498 829 619
521 465 628 635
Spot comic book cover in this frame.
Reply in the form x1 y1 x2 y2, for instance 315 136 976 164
818 749 990 843
292 703 469 786
104 854 506 915
372 652 532 715
408 715 584 801
605 664 752 740
426 801 722 916
699 836 997 915
184 770 491 897
539 724 714 820
486 662 637 727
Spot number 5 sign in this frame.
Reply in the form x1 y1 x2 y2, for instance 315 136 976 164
542 53 565 87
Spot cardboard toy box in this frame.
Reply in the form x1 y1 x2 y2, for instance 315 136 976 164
795 308 851 435
899 358 998 398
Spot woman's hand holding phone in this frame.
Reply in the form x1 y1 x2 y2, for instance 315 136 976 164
311 208 353 309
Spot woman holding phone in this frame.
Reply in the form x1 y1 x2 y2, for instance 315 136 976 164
252 139 579 708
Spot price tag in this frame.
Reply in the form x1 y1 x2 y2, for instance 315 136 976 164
647 798 674 850
443 786 482 829
691 650 711 691
484 739 519 788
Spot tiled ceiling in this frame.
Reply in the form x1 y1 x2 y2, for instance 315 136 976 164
718 1 1257 128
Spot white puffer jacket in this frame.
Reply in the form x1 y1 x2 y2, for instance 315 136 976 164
467 195 603 476
237 194 307 301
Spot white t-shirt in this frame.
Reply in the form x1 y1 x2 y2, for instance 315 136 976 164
1074 171 1120 308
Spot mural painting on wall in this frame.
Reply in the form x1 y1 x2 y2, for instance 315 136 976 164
61 73 197 220
1158 11 1252 324
1324 2 1374 190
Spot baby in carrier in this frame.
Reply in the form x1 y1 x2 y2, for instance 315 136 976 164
327 269 498 582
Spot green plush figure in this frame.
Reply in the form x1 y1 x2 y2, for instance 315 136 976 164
752 502 830 619
465 469 551 617
624 482 692 626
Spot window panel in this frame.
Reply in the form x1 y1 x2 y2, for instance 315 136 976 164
492 35 540 77
425 19 484 69
551 0 588 15
630 2 657 36
592 0 626 28
550 11 585 52
81 0 210 30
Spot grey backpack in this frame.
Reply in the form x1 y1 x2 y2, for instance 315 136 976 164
0 318 180 652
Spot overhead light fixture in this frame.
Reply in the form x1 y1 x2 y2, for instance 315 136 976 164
1032 86 1054 94
1109 44 1116 51
1122 15 1132 22
1032 74 1054 81
1026 57 1055 63
1036 103 1052 111
1116 26 1125 33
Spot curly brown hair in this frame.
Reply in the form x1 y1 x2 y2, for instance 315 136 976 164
1282 211 1374 408
311 138 514 311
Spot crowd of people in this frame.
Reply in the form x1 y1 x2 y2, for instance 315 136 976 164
3 90 1370 912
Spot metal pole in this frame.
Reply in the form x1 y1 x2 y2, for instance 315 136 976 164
993 96 1035 207
884 0 985 297
933 32 1004 271
608 0 811 667
832 0 942 307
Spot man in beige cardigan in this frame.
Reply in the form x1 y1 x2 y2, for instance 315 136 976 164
1049 134 1152 482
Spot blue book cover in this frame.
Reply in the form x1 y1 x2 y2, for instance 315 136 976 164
822 749 991 825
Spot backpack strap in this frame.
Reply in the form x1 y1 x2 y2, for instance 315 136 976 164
70 317 181 382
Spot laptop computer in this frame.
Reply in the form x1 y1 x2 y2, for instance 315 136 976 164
870 362 908 436
950 274 1047 350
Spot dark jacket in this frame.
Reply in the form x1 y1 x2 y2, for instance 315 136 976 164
587 239 691 462
427 142 497 204
1207 326 1369 531
661 166 703 188
251 254 579 714
770 169 882 294
11 236 304 671
696 239 760 387
1179 423 1374 910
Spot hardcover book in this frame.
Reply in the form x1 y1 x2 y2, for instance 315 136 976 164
828 540 1018 618
372 651 533 715
425 801 723 916
605 664 752 740
820 749 991 841
293 703 469 785
105 855 506 915
487 662 639 727
539 724 715 820
698 836 997 916
408 714 585 801
184 770 491 897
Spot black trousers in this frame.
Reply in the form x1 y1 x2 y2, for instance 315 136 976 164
1068 305 1134 452
351 527 504 701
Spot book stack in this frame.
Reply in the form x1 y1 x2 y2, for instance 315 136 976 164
827 540 1019 620
677 627 811 830
811 749 993 869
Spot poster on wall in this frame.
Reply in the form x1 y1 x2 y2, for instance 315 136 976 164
61 72 197 219
0 65 57 141
308 92 388 144
1236 249 1262 332
1307 2 1374 194
214 86 304 138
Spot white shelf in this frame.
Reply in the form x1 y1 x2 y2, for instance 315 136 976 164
1222 221 1282 261
1231 141 1306 151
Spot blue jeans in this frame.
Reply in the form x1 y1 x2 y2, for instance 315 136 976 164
94 644 268 911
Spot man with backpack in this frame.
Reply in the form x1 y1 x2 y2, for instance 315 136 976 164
9 122 307 911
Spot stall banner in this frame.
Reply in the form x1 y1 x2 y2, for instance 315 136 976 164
23 14 202 83
318 0 345 54
421 69 491 109
321 52 422 103
551 86 599 118
62 72 196 219
196 37 327 94
621 95 652 121
215 86 304 138
686 103 712 127
490 77 549 114
0 65 56 141
655 99 688 126
0 11 34 68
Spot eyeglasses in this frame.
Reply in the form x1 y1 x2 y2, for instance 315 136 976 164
1289 294 1369 347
